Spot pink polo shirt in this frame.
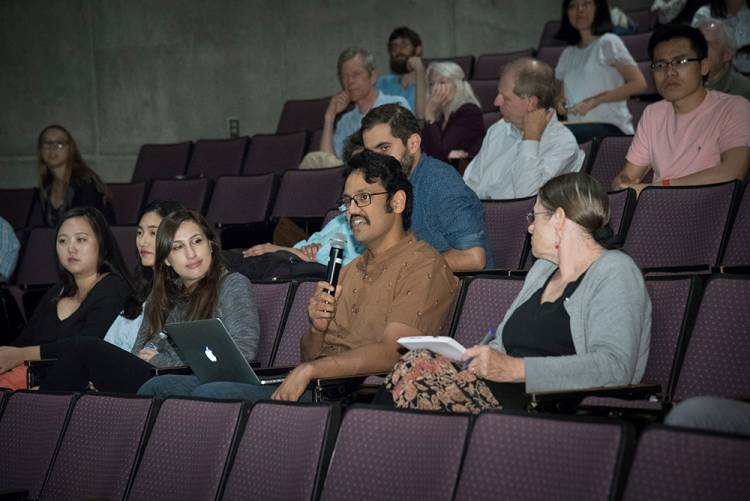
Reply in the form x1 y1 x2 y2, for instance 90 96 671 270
626 91 750 181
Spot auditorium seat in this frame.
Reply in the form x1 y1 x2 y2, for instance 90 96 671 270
242 131 307 176
308 128 324 154
721 188 750 269
423 55 475 79
39 394 154 501
671 275 750 402
536 45 566 69
450 275 525 348
623 182 740 270
622 426 750 500
249 281 293 368
271 166 345 222
13 227 58 287
146 177 211 214
127 398 243 501
454 411 634 501
469 79 499 112
270 280 317 367
204 174 277 241
108 182 146 225
627 97 651 127
186 137 249 179
473 48 535 80
220 401 338 501
607 187 636 243
538 20 565 49
636 61 658 96
0 391 77 500
581 275 702 410
622 32 652 62
277 96 332 134
625 8 657 33
481 196 535 270
579 138 595 172
0 188 36 230
482 111 501 130
587 135 633 188
319 407 469 501
131 141 192 182
110 225 139 271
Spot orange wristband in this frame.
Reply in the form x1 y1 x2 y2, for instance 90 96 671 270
661 178 670 186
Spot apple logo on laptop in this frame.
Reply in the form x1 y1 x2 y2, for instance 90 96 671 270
204 347 217 362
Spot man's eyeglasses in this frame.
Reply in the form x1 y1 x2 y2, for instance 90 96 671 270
526 211 549 224
338 192 389 212
40 140 69 150
650 57 702 72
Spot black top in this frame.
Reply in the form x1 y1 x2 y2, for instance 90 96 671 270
501 271 586 358
41 177 115 227
12 274 128 358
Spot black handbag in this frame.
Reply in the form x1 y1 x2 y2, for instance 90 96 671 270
223 249 327 282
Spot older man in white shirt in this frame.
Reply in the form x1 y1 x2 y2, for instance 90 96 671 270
463 58 584 199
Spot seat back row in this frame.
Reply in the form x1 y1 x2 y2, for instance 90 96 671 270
483 179 749 273
0 389 746 501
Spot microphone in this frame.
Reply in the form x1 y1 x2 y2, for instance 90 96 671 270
325 233 347 291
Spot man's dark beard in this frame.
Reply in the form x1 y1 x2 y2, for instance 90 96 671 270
390 57 409 75
400 151 415 177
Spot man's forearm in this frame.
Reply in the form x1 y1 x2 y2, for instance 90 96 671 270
442 246 485 272
663 156 749 186
303 341 402 380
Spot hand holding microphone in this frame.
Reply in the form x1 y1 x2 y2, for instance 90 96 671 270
325 233 347 293
308 234 347 334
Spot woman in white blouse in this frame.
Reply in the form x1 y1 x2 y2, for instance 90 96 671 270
554 0 648 143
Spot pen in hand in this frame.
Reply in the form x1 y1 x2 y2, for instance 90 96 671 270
463 326 497 370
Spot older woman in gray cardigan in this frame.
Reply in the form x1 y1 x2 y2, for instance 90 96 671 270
385 172 651 413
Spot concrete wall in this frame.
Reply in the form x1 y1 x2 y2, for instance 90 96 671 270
0 0 651 188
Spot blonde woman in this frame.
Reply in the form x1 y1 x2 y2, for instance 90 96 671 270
421 62 486 163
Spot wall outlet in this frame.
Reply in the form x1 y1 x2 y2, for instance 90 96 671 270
226 117 240 138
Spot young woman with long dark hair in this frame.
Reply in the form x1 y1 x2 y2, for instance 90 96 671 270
0 206 133 389
37 209 260 393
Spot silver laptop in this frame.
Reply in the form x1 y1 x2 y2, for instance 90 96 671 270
165 318 288 385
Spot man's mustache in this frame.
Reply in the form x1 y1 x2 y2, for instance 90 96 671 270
349 214 370 228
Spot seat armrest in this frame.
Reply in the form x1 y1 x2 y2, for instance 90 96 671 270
150 365 194 376
24 358 58 368
25 359 58 389
528 383 662 407
310 373 387 402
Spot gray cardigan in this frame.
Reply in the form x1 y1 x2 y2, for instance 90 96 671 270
489 250 651 393
131 272 259 368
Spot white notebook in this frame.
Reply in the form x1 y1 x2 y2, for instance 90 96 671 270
398 336 467 361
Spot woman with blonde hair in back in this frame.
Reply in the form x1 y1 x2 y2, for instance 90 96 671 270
421 61 486 163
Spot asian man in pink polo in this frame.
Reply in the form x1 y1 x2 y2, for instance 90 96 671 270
612 24 750 194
